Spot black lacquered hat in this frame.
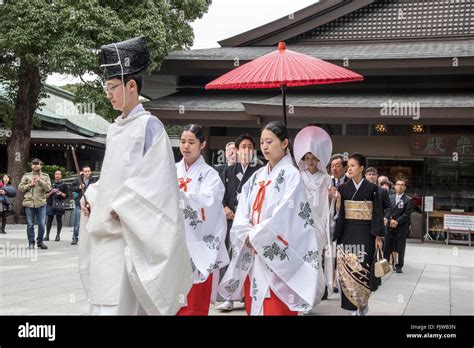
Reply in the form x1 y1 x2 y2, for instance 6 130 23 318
100 36 150 79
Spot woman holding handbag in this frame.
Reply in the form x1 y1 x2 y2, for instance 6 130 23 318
333 153 385 316
0 174 17 234
45 170 68 241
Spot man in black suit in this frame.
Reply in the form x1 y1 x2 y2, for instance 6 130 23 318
221 135 262 233
327 154 349 295
365 167 393 260
385 179 413 273
215 142 236 182
329 154 349 188
216 134 263 311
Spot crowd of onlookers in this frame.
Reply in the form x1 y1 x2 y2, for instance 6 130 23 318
0 158 96 249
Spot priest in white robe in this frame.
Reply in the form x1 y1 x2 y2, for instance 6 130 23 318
78 37 192 315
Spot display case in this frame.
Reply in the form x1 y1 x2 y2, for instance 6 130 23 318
426 211 474 246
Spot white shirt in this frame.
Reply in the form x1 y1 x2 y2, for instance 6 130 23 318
352 178 364 191
337 175 349 187
396 193 404 204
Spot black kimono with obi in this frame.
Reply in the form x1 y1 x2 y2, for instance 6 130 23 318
334 179 384 311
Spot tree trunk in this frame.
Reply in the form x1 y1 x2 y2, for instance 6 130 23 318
7 61 42 223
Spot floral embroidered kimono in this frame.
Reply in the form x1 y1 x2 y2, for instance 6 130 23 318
301 170 332 302
294 125 334 307
334 179 384 311
218 155 321 315
176 155 229 315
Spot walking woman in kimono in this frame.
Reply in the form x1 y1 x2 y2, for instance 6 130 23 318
176 124 229 315
293 126 333 313
219 121 321 316
334 152 384 316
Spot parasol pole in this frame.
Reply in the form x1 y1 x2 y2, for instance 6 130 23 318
281 85 287 126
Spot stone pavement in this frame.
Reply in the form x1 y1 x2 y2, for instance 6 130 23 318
0 224 472 316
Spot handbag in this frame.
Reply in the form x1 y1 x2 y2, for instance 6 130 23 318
52 195 66 214
374 248 391 278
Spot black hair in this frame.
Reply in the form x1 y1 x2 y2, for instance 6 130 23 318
395 178 408 186
261 121 296 166
302 152 319 161
235 134 256 149
124 73 143 94
182 124 206 143
329 154 347 168
349 152 367 173
380 179 393 188
2 174 13 186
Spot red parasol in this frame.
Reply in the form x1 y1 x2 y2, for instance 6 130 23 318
206 42 363 125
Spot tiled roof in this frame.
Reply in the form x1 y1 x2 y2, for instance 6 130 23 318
166 39 474 62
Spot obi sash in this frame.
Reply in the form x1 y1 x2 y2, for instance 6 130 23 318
344 200 373 221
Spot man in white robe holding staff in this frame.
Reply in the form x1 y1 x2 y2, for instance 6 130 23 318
78 36 193 315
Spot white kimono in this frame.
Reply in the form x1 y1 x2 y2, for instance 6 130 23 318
79 110 192 315
176 156 229 303
301 169 333 302
218 155 321 315
293 125 335 306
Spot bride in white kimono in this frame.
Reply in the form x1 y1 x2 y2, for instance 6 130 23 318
176 124 229 315
219 121 322 316
294 126 334 313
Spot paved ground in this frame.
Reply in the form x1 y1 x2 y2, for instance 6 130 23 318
0 224 473 315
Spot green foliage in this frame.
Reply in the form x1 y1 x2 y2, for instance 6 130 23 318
0 0 212 123
60 83 81 95
30 163 72 180
166 124 183 137
73 79 119 121
0 81 14 129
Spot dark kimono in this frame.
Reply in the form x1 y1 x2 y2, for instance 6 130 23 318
222 163 263 246
334 179 384 311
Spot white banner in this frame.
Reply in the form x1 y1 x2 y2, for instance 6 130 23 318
424 196 433 212
443 214 474 231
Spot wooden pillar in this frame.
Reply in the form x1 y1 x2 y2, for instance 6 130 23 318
66 146 73 172
202 126 212 164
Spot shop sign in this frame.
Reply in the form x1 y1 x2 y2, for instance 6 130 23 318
410 135 474 156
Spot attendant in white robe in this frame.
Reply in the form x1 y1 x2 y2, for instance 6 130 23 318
175 124 229 316
79 37 192 315
219 121 321 316
294 126 333 313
